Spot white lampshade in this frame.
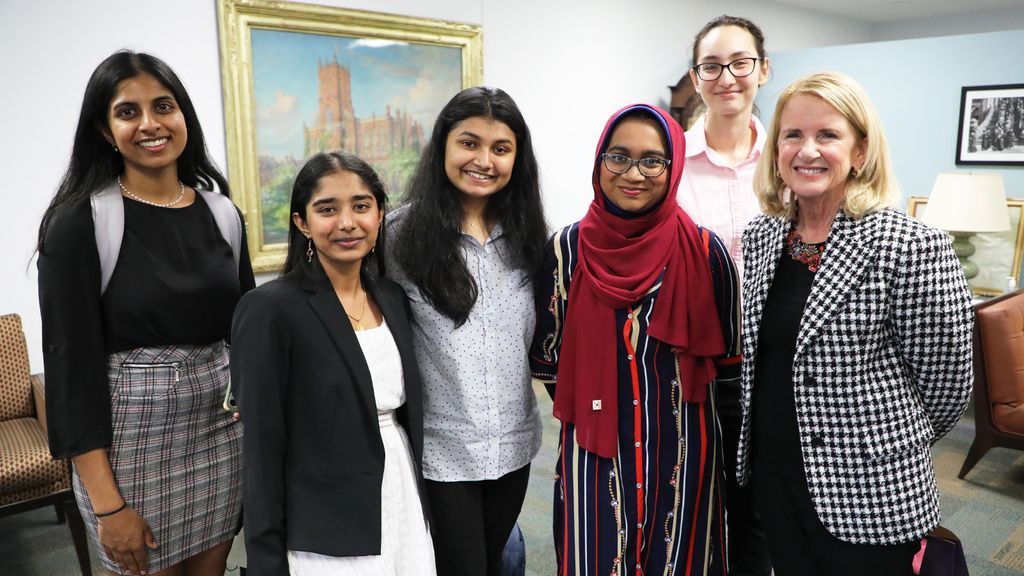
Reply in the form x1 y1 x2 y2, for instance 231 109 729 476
922 173 1010 233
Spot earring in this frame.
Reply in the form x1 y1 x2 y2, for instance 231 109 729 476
112 144 118 153
306 238 314 263
851 167 860 178
369 245 376 256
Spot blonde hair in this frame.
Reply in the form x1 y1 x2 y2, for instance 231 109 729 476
754 71 899 220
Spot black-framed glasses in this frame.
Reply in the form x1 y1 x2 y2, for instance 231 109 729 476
601 153 671 178
692 57 760 81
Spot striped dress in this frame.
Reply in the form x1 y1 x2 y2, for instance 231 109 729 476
531 222 741 576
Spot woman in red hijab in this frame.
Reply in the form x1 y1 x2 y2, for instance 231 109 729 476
531 104 741 575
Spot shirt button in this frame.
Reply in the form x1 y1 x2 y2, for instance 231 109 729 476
632 400 639 406
627 354 634 360
627 313 633 319
635 483 642 489
636 522 642 528
670 379 677 386
634 441 641 448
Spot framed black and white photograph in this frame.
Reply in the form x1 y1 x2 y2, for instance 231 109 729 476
956 83 1024 166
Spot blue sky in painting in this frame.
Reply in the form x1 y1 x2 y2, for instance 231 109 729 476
251 28 462 158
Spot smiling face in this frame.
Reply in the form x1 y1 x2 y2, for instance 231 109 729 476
292 170 382 276
100 73 187 178
690 25 769 119
443 116 517 203
776 94 866 206
598 116 670 213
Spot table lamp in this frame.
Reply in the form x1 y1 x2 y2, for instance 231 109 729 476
921 173 1010 279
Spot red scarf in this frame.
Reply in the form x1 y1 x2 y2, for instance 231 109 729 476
553 104 724 459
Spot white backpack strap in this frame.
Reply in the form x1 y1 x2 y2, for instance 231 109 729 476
90 181 125 295
199 190 242 271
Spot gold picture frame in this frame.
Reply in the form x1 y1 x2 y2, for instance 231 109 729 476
217 0 483 272
907 196 1024 296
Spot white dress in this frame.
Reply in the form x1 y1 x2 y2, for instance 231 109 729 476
287 319 437 576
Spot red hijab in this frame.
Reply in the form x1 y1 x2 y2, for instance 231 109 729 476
553 104 724 459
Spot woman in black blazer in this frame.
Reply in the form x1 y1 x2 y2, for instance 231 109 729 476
231 152 434 576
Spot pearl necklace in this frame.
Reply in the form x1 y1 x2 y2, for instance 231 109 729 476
117 175 185 208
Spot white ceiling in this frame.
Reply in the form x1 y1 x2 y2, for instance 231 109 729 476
768 0 1024 22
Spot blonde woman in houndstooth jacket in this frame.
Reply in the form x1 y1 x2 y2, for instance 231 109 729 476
738 71 973 575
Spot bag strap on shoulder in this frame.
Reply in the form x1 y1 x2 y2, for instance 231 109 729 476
91 182 243 295
90 182 125 295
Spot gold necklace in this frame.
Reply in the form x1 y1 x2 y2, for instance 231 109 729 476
345 286 368 330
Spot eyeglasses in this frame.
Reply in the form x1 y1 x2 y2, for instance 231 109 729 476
601 153 671 178
692 57 760 81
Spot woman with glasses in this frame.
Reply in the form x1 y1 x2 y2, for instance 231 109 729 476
531 104 740 575
678 15 772 575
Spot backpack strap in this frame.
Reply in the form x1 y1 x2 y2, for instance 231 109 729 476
90 181 125 295
91 183 243 295
198 190 242 271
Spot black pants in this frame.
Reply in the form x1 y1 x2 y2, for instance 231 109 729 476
425 464 531 576
717 378 772 575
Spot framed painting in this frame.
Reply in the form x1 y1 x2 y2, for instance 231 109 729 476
217 0 482 272
907 196 1024 296
955 83 1024 166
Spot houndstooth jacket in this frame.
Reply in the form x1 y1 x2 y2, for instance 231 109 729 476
736 207 974 545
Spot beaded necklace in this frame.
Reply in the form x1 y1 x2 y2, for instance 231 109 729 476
785 228 826 272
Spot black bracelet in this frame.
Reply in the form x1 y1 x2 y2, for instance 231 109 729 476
95 501 127 518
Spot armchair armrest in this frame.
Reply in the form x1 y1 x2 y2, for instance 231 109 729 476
31 373 47 437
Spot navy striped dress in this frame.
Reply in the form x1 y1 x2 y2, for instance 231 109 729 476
531 222 741 576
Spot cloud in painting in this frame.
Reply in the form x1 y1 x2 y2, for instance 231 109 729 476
387 74 460 135
257 90 304 158
350 38 408 49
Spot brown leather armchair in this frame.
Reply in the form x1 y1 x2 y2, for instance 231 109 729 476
0 313 92 574
959 290 1024 479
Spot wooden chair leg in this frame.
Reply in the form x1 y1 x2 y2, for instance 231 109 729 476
64 498 93 576
957 436 992 479
55 502 67 524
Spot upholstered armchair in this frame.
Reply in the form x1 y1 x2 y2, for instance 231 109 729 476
0 313 92 575
959 290 1024 478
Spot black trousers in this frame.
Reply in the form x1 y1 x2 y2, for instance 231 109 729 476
425 464 531 576
717 378 772 575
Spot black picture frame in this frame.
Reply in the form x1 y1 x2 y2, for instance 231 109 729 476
955 83 1024 166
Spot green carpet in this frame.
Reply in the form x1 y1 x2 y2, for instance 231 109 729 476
3 384 1022 575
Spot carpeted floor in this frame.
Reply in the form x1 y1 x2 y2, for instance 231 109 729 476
3 384 1022 575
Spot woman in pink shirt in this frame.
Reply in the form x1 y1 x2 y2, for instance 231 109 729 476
677 15 773 576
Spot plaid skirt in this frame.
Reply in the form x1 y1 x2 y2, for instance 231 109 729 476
73 342 243 573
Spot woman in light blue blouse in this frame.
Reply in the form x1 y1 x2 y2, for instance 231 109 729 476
387 86 547 575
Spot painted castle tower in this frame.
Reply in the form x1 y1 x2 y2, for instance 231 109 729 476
303 58 424 165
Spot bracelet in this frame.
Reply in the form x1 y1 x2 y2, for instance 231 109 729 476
95 501 127 518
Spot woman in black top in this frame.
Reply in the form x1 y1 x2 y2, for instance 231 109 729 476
37 50 254 576
738 72 972 575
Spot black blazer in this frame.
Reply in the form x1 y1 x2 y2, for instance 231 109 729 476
231 269 427 576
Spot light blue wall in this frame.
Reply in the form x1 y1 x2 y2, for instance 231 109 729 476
757 29 1024 205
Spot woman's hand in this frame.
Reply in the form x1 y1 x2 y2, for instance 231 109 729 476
97 506 158 575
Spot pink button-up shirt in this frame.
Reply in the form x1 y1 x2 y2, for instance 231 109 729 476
678 114 766 280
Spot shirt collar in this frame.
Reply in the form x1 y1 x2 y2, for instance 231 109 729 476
684 114 767 163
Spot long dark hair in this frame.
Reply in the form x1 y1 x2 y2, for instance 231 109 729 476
281 152 388 280
392 86 547 326
37 50 228 253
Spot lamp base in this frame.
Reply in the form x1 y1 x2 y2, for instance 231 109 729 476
950 231 979 280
